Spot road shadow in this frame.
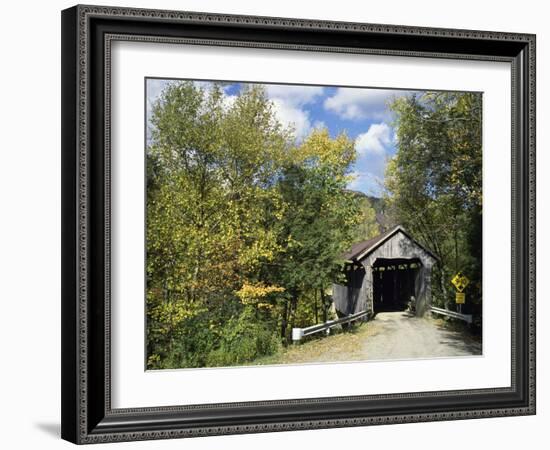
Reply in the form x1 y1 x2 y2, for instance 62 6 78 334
433 318 482 355
437 328 482 354
369 310 482 357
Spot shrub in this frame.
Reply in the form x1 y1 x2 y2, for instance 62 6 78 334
206 308 280 367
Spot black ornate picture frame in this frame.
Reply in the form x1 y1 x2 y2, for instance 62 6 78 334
61 4 536 444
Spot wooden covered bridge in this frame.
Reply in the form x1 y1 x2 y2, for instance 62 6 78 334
333 225 438 320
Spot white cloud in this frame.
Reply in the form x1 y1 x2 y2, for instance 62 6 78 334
146 79 173 118
264 85 324 106
313 120 326 130
270 98 312 139
147 79 170 103
193 80 213 91
347 171 364 190
355 123 394 155
347 171 385 195
350 123 396 196
265 85 324 140
222 94 237 110
324 88 402 120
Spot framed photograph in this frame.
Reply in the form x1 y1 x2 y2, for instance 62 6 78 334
61 4 536 444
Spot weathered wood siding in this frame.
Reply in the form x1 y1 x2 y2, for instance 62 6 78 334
334 229 436 318
333 264 366 316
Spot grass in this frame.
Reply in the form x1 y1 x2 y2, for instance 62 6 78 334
240 313 482 367
247 322 375 366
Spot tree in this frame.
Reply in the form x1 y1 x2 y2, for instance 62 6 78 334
267 129 362 341
385 92 482 313
146 82 292 368
146 82 366 367
351 193 380 241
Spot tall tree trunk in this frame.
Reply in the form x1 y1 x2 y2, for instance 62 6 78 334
280 300 288 342
320 289 328 323
289 294 298 339
314 290 318 323
454 218 459 271
439 266 449 309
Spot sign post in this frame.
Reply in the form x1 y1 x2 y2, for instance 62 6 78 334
451 272 469 313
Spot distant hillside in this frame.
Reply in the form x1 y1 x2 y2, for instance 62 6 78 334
347 190 396 233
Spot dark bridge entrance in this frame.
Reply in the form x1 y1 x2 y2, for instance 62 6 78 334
332 226 438 319
372 258 421 312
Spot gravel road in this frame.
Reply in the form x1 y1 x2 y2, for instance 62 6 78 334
360 310 482 361
253 310 482 367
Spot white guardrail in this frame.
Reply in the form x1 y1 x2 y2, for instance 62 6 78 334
430 306 473 324
292 310 369 342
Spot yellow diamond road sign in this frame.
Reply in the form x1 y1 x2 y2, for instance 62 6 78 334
451 272 470 293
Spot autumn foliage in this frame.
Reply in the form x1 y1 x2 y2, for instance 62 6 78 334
146 82 372 369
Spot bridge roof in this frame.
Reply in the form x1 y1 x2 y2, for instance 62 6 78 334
343 225 438 262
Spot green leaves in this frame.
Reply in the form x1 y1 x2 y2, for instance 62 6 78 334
146 82 365 367
386 91 483 313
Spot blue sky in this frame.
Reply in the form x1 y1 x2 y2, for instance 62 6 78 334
147 79 420 197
